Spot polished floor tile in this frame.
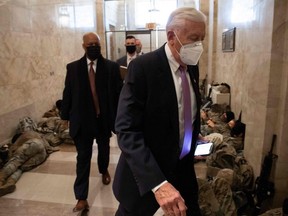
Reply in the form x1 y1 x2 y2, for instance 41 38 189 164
0 134 207 216
0 135 121 216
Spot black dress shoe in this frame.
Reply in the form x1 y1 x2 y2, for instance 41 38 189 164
102 171 111 185
73 200 89 212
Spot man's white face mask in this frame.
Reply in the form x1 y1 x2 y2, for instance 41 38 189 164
174 31 203 65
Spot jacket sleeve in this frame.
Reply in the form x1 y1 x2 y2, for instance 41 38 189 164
60 64 72 121
115 59 166 196
108 61 123 133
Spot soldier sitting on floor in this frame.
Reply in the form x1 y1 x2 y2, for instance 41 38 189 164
198 176 237 216
201 111 235 136
0 117 59 197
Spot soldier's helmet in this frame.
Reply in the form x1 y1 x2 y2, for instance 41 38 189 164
16 116 37 134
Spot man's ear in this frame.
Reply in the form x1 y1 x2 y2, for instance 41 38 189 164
82 43 86 51
167 31 175 44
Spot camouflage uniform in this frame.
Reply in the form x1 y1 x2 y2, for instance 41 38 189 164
223 136 244 152
206 142 237 170
204 133 223 146
16 116 37 134
37 117 73 146
198 177 237 216
203 124 243 152
201 112 233 137
0 118 59 197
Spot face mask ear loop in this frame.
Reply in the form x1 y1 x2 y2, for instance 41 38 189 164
173 31 184 58
173 31 183 47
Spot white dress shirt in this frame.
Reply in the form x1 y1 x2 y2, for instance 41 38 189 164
87 58 98 73
152 44 197 193
164 43 197 145
127 53 137 66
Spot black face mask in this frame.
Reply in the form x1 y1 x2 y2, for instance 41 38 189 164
126 45 136 54
86 45 101 60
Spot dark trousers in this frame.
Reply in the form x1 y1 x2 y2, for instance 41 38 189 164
73 119 110 200
115 155 202 216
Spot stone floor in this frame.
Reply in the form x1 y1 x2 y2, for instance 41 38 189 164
0 135 208 216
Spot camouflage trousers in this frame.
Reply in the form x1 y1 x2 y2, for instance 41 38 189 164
198 177 237 216
0 138 47 183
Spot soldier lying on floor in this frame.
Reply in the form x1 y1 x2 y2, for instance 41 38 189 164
37 116 73 146
0 117 59 197
201 118 245 153
38 100 73 146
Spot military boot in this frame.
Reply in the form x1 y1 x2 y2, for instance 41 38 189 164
0 178 16 197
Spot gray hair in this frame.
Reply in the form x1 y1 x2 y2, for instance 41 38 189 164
166 7 206 31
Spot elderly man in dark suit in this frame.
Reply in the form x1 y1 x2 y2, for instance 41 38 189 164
61 32 122 213
113 7 206 216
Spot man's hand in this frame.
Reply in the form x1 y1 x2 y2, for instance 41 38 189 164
63 120 69 128
154 182 187 216
207 119 215 128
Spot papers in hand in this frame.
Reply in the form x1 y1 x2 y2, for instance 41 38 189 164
120 66 128 80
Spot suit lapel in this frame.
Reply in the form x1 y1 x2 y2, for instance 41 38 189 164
155 46 179 136
95 56 107 94
78 56 89 92
187 67 200 109
187 66 201 135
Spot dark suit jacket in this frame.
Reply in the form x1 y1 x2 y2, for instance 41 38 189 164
113 44 201 209
116 55 127 67
61 55 122 138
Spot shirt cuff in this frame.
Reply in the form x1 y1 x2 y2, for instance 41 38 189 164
152 180 168 193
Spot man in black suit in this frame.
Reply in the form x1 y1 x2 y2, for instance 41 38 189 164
116 35 137 67
60 32 122 213
113 7 206 216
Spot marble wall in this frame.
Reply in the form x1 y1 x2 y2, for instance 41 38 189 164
211 0 288 207
0 0 287 208
0 0 103 143
270 0 288 206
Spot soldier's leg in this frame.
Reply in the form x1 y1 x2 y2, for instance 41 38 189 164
212 177 237 215
18 139 47 171
197 178 221 215
205 132 223 146
21 151 47 171
0 169 22 197
0 155 26 186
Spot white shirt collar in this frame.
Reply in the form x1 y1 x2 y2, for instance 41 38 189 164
127 53 137 60
87 58 97 66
